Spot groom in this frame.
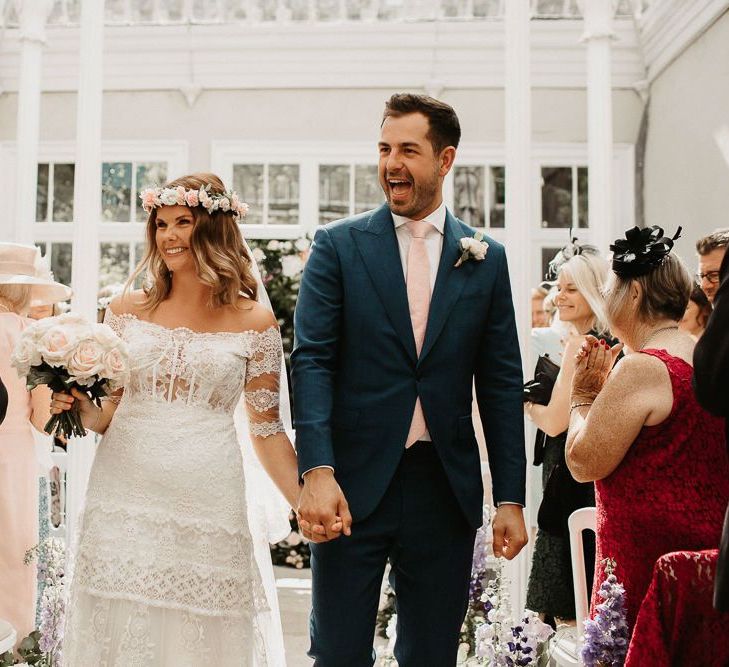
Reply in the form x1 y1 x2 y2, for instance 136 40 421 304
292 94 527 666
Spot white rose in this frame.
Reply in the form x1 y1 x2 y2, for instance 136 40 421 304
39 326 80 367
295 238 311 252
92 323 121 350
281 241 293 251
281 254 304 278
160 189 178 206
12 334 43 375
459 237 489 260
67 339 106 384
252 247 266 263
267 240 280 251
102 347 128 383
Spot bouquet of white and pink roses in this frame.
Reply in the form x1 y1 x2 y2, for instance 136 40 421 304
11 312 129 439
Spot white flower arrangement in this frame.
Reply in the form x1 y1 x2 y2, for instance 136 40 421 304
455 232 489 268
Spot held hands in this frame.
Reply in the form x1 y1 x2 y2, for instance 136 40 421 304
572 335 623 403
492 504 528 560
297 468 353 543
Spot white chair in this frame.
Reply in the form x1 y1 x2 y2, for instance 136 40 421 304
548 506 597 667
0 618 17 654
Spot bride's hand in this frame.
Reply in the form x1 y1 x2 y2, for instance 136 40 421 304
50 388 97 422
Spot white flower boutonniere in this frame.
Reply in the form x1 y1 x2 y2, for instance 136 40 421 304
454 232 489 268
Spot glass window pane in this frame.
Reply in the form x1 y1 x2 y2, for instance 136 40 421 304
577 166 588 228
50 243 73 287
268 164 300 225
489 166 506 228
36 164 49 222
541 167 573 228
354 165 382 214
102 162 132 222
319 165 350 225
52 163 75 222
99 243 131 290
135 162 167 222
232 165 264 225
454 166 485 228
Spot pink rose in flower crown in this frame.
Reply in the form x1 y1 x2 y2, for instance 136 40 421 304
141 189 158 213
185 189 199 207
219 197 231 212
175 185 186 205
198 188 211 208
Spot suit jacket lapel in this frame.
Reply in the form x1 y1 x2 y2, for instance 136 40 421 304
419 212 473 363
351 205 418 363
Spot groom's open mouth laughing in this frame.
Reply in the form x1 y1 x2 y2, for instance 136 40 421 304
386 175 414 203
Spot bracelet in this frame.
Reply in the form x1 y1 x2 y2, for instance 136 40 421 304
90 404 103 431
570 402 593 414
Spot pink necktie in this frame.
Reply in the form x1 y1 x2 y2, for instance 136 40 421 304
405 220 431 448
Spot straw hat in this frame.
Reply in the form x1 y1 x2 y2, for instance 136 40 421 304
0 243 72 305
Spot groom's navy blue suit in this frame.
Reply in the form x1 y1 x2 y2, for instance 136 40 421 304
292 204 525 666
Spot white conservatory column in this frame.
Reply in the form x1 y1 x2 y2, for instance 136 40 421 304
580 0 618 254
12 0 55 244
66 0 104 541
504 0 531 616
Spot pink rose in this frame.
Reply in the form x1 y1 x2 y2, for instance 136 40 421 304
237 202 249 218
141 189 158 213
40 326 78 367
102 347 127 381
67 340 106 384
185 190 199 207
175 185 186 205
219 197 231 212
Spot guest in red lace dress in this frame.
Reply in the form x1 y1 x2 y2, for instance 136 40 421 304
565 226 729 635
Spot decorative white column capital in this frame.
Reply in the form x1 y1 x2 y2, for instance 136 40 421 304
14 0 55 44
577 0 620 42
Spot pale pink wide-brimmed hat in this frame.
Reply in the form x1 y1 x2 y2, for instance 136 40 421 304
0 243 72 305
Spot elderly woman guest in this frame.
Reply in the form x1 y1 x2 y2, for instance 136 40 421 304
566 226 729 632
0 243 71 643
524 244 613 623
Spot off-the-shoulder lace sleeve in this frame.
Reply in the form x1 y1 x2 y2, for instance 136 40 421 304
245 327 286 438
103 307 129 339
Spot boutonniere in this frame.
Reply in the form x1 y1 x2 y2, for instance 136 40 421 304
454 232 489 268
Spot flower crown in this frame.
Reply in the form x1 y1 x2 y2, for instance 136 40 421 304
610 225 682 278
139 185 249 220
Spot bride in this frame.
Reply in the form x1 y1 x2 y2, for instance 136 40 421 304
51 173 320 665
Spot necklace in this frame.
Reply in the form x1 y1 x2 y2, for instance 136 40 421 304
641 325 679 350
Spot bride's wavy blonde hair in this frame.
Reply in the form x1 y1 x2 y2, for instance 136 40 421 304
127 172 257 310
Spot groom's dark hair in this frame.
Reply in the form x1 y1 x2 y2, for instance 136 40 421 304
382 93 461 154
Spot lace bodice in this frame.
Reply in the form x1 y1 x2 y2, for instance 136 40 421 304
104 309 285 438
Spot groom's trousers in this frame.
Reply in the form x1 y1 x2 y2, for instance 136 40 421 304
308 442 477 667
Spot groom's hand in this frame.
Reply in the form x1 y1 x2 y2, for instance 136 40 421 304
298 468 353 542
492 504 528 560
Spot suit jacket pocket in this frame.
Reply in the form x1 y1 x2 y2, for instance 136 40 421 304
331 407 360 431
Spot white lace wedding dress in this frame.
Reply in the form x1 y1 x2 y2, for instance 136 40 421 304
64 309 287 666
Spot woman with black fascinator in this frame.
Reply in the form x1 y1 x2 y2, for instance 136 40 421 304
565 226 729 663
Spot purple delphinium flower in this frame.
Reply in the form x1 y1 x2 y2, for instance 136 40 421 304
581 569 629 667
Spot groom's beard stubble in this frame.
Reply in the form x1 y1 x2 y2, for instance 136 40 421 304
382 166 441 220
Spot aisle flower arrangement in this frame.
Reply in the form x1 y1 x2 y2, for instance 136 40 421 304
581 559 629 667
376 505 554 666
0 539 66 667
